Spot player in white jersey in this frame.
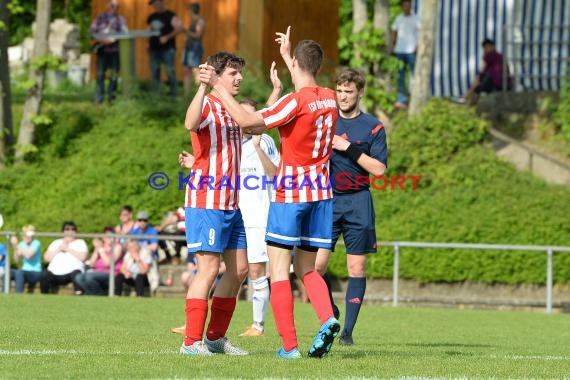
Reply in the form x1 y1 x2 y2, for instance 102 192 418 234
237 99 281 337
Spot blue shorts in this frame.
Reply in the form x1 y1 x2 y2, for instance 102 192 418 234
266 200 333 249
182 41 203 68
185 208 247 254
331 190 377 254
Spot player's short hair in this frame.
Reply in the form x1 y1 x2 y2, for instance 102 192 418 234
401 0 411 5
239 98 258 109
482 38 495 47
207 52 245 75
336 68 366 91
293 40 323 77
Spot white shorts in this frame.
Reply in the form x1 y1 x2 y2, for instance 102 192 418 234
245 226 269 264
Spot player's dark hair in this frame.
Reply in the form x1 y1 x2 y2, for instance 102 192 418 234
400 0 411 5
482 38 495 47
239 98 258 109
121 205 133 213
207 52 245 75
336 68 366 91
293 40 323 77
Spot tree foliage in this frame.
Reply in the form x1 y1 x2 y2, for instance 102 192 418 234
338 0 402 113
7 0 91 52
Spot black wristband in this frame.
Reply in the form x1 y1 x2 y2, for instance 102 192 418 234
345 143 363 162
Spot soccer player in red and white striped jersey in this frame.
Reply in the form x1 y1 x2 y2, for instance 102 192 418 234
199 27 340 359
179 52 249 356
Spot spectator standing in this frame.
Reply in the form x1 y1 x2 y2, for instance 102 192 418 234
10 225 43 293
147 0 183 97
182 2 206 95
40 222 89 295
89 0 128 104
390 0 420 109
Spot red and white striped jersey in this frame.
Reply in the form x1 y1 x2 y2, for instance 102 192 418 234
260 86 337 203
185 94 242 210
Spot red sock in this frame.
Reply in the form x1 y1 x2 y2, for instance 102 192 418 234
184 298 208 346
270 280 297 351
205 296 236 341
303 271 334 324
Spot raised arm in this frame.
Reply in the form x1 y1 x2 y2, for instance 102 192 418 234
266 61 282 107
184 83 208 131
275 26 293 73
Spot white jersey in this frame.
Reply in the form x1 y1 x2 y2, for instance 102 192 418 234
239 134 280 227
392 13 421 54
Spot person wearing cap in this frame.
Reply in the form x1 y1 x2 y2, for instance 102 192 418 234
463 38 510 105
10 225 43 293
40 221 89 295
147 0 183 97
129 211 159 259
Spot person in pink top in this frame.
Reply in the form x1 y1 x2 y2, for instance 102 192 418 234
74 226 123 296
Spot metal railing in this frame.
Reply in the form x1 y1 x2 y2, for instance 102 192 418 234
2 231 570 314
380 241 570 314
1 231 186 297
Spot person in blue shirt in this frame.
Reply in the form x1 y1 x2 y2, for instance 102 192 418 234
10 225 43 293
129 211 159 259
315 68 388 346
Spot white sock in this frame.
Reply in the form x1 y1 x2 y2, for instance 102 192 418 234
251 276 269 331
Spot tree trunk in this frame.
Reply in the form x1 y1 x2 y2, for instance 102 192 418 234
372 0 393 128
352 0 367 34
15 0 51 164
0 0 13 169
373 0 390 48
409 0 438 116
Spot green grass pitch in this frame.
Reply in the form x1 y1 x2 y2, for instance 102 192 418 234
1 295 569 378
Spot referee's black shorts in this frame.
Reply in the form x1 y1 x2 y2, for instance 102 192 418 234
331 190 377 254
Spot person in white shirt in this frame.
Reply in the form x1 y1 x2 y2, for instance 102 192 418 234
236 99 280 337
40 221 89 294
390 0 421 109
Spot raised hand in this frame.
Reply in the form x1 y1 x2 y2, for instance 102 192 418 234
270 61 282 91
198 63 218 87
274 26 293 69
